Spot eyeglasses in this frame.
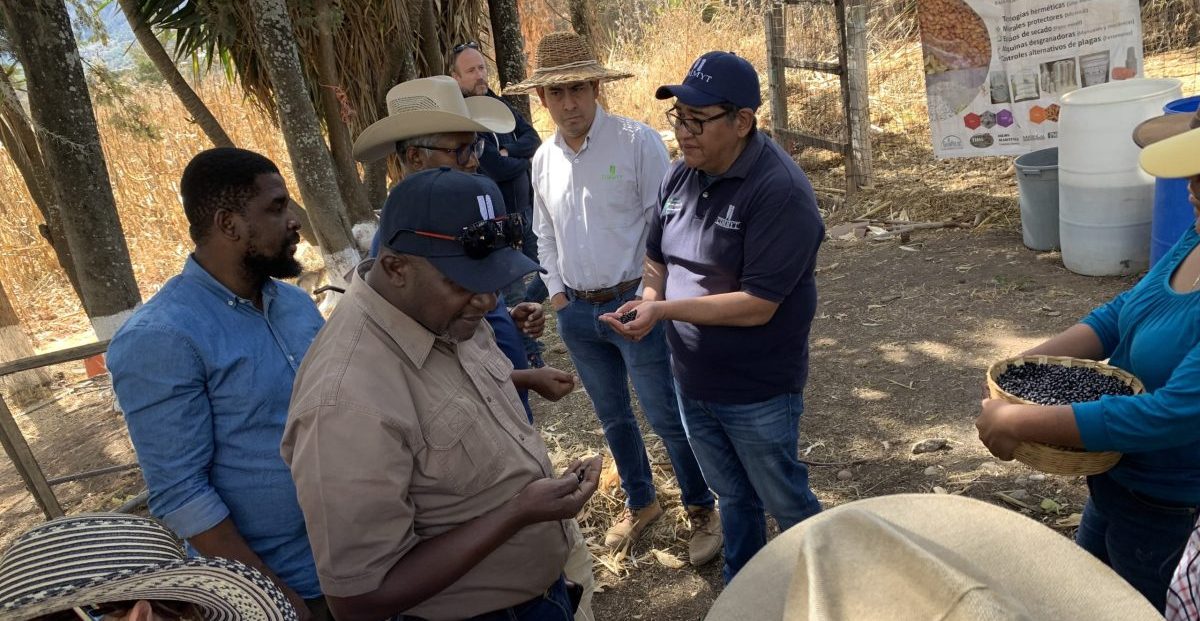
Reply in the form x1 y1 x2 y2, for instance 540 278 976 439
401 213 525 259
416 137 485 166
453 41 480 53
665 108 734 136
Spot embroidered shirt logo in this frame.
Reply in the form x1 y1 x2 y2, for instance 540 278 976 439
477 194 496 220
688 58 713 83
715 204 741 230
602 164 623 181
662 197 682 215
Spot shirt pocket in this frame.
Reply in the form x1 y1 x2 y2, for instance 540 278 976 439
419 394 504 496
598 174 645 230
484 354 525 415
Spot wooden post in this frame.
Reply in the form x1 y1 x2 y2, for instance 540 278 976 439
844 0 873 192
834 0 857 195
764 2 788 144
0 395 62 518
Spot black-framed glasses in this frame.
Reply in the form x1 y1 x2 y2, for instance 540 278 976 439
665 108 734 135
453 41 480 53
416 137 485 166
401 213 525 259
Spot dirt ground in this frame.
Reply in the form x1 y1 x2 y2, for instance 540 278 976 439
0 226 1136 619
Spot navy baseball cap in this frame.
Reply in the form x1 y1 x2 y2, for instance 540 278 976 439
379 168 544 293
656 51 761 111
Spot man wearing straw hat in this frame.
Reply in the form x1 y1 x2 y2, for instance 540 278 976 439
605 51 825 583
0 512 299 620
504 32 722 564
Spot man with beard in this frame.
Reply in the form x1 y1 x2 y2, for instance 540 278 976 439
108 148 328 620
448 42 548 366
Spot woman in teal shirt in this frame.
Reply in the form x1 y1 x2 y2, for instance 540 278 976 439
976 118 1200 612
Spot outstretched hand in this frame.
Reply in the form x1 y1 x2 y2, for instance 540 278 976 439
600 300 662 341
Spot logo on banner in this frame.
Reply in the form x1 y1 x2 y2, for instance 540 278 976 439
477 194 495 220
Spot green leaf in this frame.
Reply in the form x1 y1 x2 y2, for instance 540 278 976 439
1040 498 1062 513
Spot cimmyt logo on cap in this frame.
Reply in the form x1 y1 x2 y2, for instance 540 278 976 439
689 58 713 83
477 194 496 220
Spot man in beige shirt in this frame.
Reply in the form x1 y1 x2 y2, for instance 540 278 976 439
283 168 601 621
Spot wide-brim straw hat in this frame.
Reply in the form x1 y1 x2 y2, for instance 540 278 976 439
707 494 1160 621
0 513 297 621
1137 107 1200 178
501 32 633 94
353 75 515 162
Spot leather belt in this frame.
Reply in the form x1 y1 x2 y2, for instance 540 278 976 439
566 278 641 305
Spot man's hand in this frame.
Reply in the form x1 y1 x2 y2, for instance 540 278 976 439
601 299 662 341
511 455 602 524
551 293 569 312
526 367 575 401
510 302 545 338
976 399 1023 461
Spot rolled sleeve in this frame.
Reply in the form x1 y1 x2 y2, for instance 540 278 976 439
740 187 824 303
282 404 418 598
1072 342 1200 452
108 326 229 538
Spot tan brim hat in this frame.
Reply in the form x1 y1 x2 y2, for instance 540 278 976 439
352 76 516 162
706 494 1160 621
1133 112 1196 148
1140 126 1200 179
501 30 633 95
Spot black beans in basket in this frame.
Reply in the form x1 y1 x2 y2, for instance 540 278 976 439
618 310 638 324
996 363 1134 405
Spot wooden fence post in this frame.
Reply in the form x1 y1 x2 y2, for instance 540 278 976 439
765 2 789 145
844 0 873 192
0 394 63 519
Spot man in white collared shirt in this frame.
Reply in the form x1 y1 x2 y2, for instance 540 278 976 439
504 32 721 564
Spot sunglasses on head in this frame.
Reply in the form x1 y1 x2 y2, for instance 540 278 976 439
400 213 525 260
453 41 480 53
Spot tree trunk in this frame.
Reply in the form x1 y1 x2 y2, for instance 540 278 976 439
314 0 373 233
0 0 141 340
488 0 532 120
249 0 359 287
418 0 445 75
117 0 234 148
568 0 606 60
0 69 83 300
0 282 53 406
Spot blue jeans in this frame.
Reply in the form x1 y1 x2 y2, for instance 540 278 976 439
676 389 822 582
1076 472 1198 612
556 288 713 510
396 576 572 621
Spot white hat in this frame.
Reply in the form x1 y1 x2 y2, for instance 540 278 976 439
352 75 516 162
0 513 297 621
707 494 1160 621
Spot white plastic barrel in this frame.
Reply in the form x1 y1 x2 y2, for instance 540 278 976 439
1058 78 1182 276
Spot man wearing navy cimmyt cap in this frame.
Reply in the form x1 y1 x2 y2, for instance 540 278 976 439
605 51 826 582
284 168 602 621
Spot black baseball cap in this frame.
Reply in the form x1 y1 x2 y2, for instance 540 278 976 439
379 168 543 293
655 51 761 111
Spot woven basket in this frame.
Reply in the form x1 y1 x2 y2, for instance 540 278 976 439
986 355 1145 476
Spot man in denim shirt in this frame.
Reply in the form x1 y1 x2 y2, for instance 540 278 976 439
108 148 326 620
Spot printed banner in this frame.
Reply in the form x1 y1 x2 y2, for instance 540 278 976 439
918 0 1144 158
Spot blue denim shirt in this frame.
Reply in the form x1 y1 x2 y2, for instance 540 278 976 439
108 256 324 598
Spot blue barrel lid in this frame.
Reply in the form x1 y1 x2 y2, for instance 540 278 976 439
1164 95 1200 114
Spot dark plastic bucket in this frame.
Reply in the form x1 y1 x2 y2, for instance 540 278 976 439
1151 96 1199 266
1015 147 1060 251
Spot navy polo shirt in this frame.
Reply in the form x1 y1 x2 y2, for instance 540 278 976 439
647 130 824 404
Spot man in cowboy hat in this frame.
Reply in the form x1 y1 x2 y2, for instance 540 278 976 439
355 75 574 422
504 32 722 564
448 41 550 368
283 168 602 621
0 512 298 621
107 148 327 620
605 51 825 582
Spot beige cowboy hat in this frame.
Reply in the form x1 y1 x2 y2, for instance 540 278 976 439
1136 107 1200 178
707 494 1160 621
501 31 633 95
0 513 297 621
353 75 515 162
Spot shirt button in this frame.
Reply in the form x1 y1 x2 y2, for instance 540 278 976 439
486 397 494 404
288 355 295 362
227 300 235 307
702 192 709 198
